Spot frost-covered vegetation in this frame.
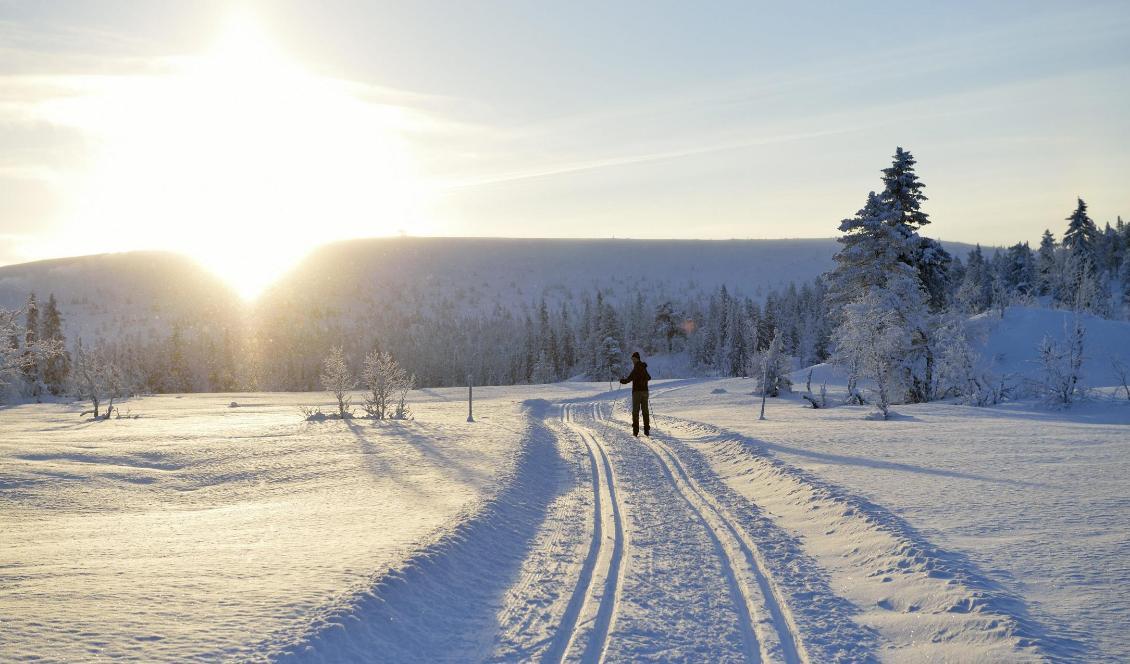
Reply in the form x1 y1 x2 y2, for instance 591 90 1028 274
3 152 1127 406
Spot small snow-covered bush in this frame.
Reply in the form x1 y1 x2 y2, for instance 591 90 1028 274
1034 318 1087 407
362 350 413 420
321 347 355 418
71 342 125 420
755 330 792 397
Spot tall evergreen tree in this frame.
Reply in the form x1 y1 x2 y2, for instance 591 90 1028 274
40 294 69 395
879 147 930 231
826 191 914 314
1035 229 1058 297
21 294 40 393
1063 197 1099 262
956 246 993 314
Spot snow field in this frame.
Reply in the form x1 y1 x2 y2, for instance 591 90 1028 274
3 379 1127 662
0 391 530 662
653 379 1129 661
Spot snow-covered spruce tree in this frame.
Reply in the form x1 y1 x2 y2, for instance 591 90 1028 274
1060 198 1103 312
321 346 355 418
825 191 910 315
756 329 792 397
654 301 684 353
600 336 622 388
1119 256 1130 319
1036 317 1086 407
21 294 41 396
956 245 993 314
531 350 554 384
1063 197 1099 263
1003 242 1036 298
71 341 124 419
1035 230 1058 298
40 294 70 395
879 147 953 310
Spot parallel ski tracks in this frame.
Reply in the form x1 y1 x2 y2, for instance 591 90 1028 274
551 401 806 663
546 403 626 664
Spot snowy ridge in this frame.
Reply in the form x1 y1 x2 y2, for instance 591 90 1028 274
650 412 1084 662
275 400 566 662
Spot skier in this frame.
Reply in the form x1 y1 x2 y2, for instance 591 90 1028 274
619 351 651 437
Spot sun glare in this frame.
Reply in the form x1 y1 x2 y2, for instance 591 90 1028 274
57 11 426 299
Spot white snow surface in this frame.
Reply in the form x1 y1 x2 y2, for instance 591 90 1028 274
3 380 1127 662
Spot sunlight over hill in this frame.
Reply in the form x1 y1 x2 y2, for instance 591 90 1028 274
46 10 430 299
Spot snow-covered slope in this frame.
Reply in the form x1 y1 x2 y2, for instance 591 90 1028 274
0 251 243 345
969 306 1130 388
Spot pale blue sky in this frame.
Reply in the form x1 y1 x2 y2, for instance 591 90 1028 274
1 1 1128 283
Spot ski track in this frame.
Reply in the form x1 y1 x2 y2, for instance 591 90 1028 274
643 408 1070 662
622 412 799 663
273 392 1053 662
543 403 626 664
567 401 756 662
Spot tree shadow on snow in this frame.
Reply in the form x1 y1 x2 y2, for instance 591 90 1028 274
274 400 568 663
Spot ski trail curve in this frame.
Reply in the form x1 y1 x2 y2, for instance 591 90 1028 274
545 403 626 664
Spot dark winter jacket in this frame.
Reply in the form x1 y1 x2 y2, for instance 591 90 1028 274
620 361 651 392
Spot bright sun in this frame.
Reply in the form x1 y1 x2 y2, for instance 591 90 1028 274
61 12 425 299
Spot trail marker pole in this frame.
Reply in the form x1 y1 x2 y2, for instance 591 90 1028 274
758 362 769 421
467 373 475 423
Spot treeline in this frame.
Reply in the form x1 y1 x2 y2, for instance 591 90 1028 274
3 148 1127 402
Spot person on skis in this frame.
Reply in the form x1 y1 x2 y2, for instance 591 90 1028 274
619 351 651 437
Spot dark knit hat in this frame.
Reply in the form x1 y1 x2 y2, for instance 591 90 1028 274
631 351 641 359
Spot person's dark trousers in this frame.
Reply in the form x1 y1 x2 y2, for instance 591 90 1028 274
631 390 650 436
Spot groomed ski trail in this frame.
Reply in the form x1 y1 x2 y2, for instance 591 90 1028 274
602 405 806 664
545 403 627 664
564 401 772 662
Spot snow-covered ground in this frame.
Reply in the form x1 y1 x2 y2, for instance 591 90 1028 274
2 381 1127 661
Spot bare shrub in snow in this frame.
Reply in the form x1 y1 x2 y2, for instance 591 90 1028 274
361 350 413 420
320 346 355 418
1035 318 1087 407
1112 357 1130 402
935 316 1007 406
390 373 415 420
71 342 125 419
299 405 326 421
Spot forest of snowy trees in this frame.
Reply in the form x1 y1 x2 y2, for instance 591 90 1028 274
2 149 1128 406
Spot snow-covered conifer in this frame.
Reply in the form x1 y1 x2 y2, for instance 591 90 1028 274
40 294 69 395
1063 198 1099 269
756 329 792 397
1035 230 1057 297
1119 256 1130 318
956 246 993 314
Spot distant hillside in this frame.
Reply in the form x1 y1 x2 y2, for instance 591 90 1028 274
260 236 983 313
0 251 243 345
